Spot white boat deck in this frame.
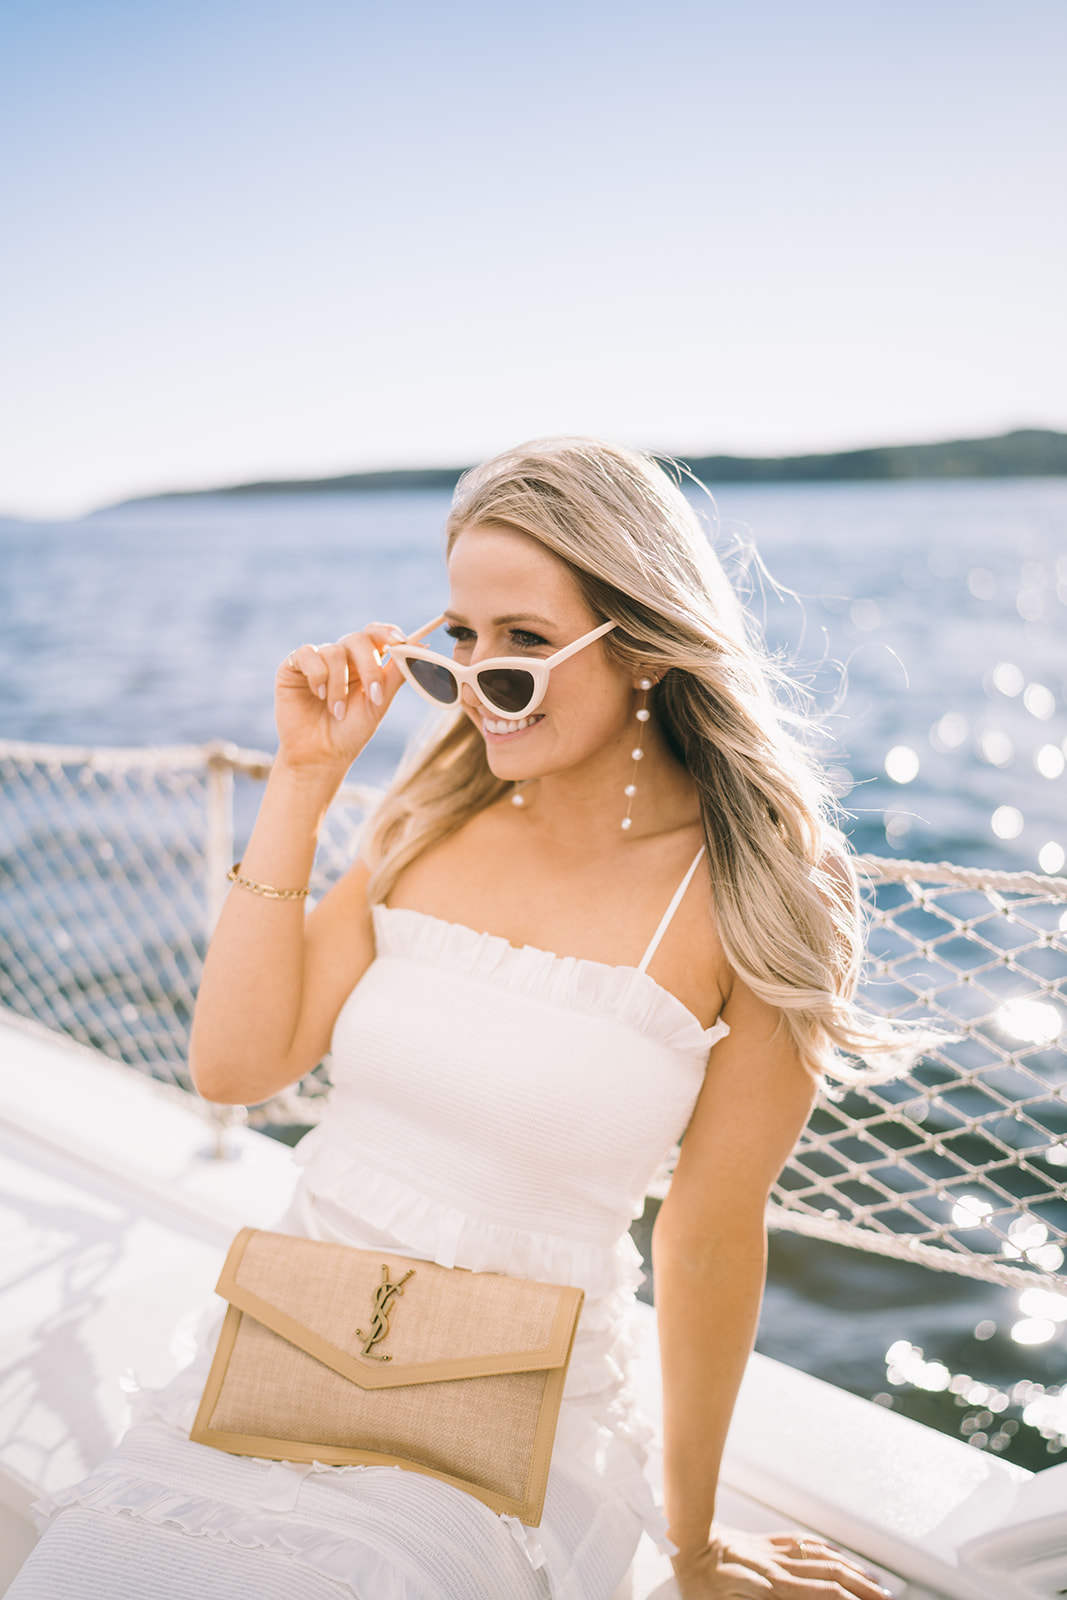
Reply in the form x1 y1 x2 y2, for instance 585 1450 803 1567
3 1011 1064 1599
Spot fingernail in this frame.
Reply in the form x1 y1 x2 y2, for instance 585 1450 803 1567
333 701 346 721
369 681 383 706
317 685 326 700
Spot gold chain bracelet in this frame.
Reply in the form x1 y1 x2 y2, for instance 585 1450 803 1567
226 862 310 901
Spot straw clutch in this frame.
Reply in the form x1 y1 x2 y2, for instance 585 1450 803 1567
190 1227 584 1525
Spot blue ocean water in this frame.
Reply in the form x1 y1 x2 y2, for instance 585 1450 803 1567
3 478 1064 868
2 477 1066 1466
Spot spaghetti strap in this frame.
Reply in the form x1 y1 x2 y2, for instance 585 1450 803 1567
637 847 706 974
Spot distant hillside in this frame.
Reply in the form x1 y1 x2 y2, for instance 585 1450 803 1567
679 428 1067 483
116 428 1067 506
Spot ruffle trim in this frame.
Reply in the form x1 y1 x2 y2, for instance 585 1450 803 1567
31 1403 674 1600
372 904 728 1057
564 1297 647 1400
32 1468 432 1600
500 1406 677 1594
292 1134 648 1304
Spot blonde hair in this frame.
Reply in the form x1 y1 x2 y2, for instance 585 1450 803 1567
365 436 912 1080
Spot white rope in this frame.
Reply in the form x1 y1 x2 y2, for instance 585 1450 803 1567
765 1205 1065 1292
861 853 1067 901
0 736 261 773
1 739 1064 1290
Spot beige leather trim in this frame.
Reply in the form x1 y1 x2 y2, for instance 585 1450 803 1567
214 1228 584 1390
194 1416 536 1520
190 1300 242 1445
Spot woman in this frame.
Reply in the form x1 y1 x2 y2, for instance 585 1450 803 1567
16 438 899 1600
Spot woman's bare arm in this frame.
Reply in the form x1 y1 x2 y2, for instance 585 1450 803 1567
653 981 890 1599
653 977 814 1557
190 625 404 1105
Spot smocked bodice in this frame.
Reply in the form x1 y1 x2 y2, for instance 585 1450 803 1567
292 904 727 1302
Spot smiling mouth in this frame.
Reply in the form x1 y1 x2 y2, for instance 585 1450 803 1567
481 713 544 737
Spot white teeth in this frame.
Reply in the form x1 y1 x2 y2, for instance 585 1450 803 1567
485 715 537 735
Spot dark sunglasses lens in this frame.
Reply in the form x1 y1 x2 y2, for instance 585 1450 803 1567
477 669 535 714
409 658 459 705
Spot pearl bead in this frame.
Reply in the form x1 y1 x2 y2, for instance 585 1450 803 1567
624 783 637 797
638 677 653 691
621 816 632 830
636 708 650 722
631 748 644 761
511 791 525 807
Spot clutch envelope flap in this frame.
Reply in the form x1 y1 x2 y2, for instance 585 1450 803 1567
216 1228 584 1391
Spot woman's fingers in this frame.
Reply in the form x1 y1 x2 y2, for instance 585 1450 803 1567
776 1558 893 1598
341 628 387 714
280 625 407 724
300 641 344 720
336 625 407 718
361 622 409 707
707 1529 894 1599
766 1531 893 1598
284 643 329 700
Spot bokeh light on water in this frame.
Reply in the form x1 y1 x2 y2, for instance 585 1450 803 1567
1036 744 1065 778
1039 841 1066 873
992 661 1025 697
2 475 1065 1470
884 745 919 784
997 998 1063 1045
978 730 1013 767
992 804 1024 840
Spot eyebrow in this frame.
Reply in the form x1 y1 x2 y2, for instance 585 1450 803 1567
443 610 557 630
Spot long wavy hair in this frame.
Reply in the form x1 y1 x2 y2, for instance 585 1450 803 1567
364 436 913 1081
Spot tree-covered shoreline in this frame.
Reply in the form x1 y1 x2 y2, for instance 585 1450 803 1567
116 427 1067 506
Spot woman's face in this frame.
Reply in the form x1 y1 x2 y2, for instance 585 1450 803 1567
445 522 635 784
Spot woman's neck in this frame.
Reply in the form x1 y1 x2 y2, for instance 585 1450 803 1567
511 719 700 854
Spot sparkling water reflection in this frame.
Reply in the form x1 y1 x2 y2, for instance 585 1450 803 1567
2 476 1065 1468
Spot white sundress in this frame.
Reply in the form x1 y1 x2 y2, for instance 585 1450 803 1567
15 852 727 1600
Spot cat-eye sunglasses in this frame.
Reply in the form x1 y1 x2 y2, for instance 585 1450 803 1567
388 615 617 718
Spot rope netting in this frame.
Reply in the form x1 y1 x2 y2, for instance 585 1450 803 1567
0 740 375 1098
1 739 1064 1290
772 857 1067 1291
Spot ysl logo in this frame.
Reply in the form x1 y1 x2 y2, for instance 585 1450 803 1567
356 1264 415 1360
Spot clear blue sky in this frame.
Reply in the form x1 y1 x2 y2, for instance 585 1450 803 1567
2 0 1064 516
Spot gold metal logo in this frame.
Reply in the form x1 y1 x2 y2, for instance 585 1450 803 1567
356 1264 415 1360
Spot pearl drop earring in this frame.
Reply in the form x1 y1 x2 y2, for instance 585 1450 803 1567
621 678 653 832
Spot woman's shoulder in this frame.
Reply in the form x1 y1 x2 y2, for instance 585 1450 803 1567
386 808 727 1028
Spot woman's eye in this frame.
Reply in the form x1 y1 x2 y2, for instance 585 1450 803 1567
444 623 547 651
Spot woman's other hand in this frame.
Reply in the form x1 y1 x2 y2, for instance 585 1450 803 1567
671 1528 894 1598
275 623 407 772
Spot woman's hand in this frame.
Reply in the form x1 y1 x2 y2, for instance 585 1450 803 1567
671 1528 893 1598
274 623 407 773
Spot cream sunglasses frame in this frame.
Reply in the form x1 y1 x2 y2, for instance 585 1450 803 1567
388 615 617 719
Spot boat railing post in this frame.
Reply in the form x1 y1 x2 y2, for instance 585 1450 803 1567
204 741 236 936
202 742 237 1159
